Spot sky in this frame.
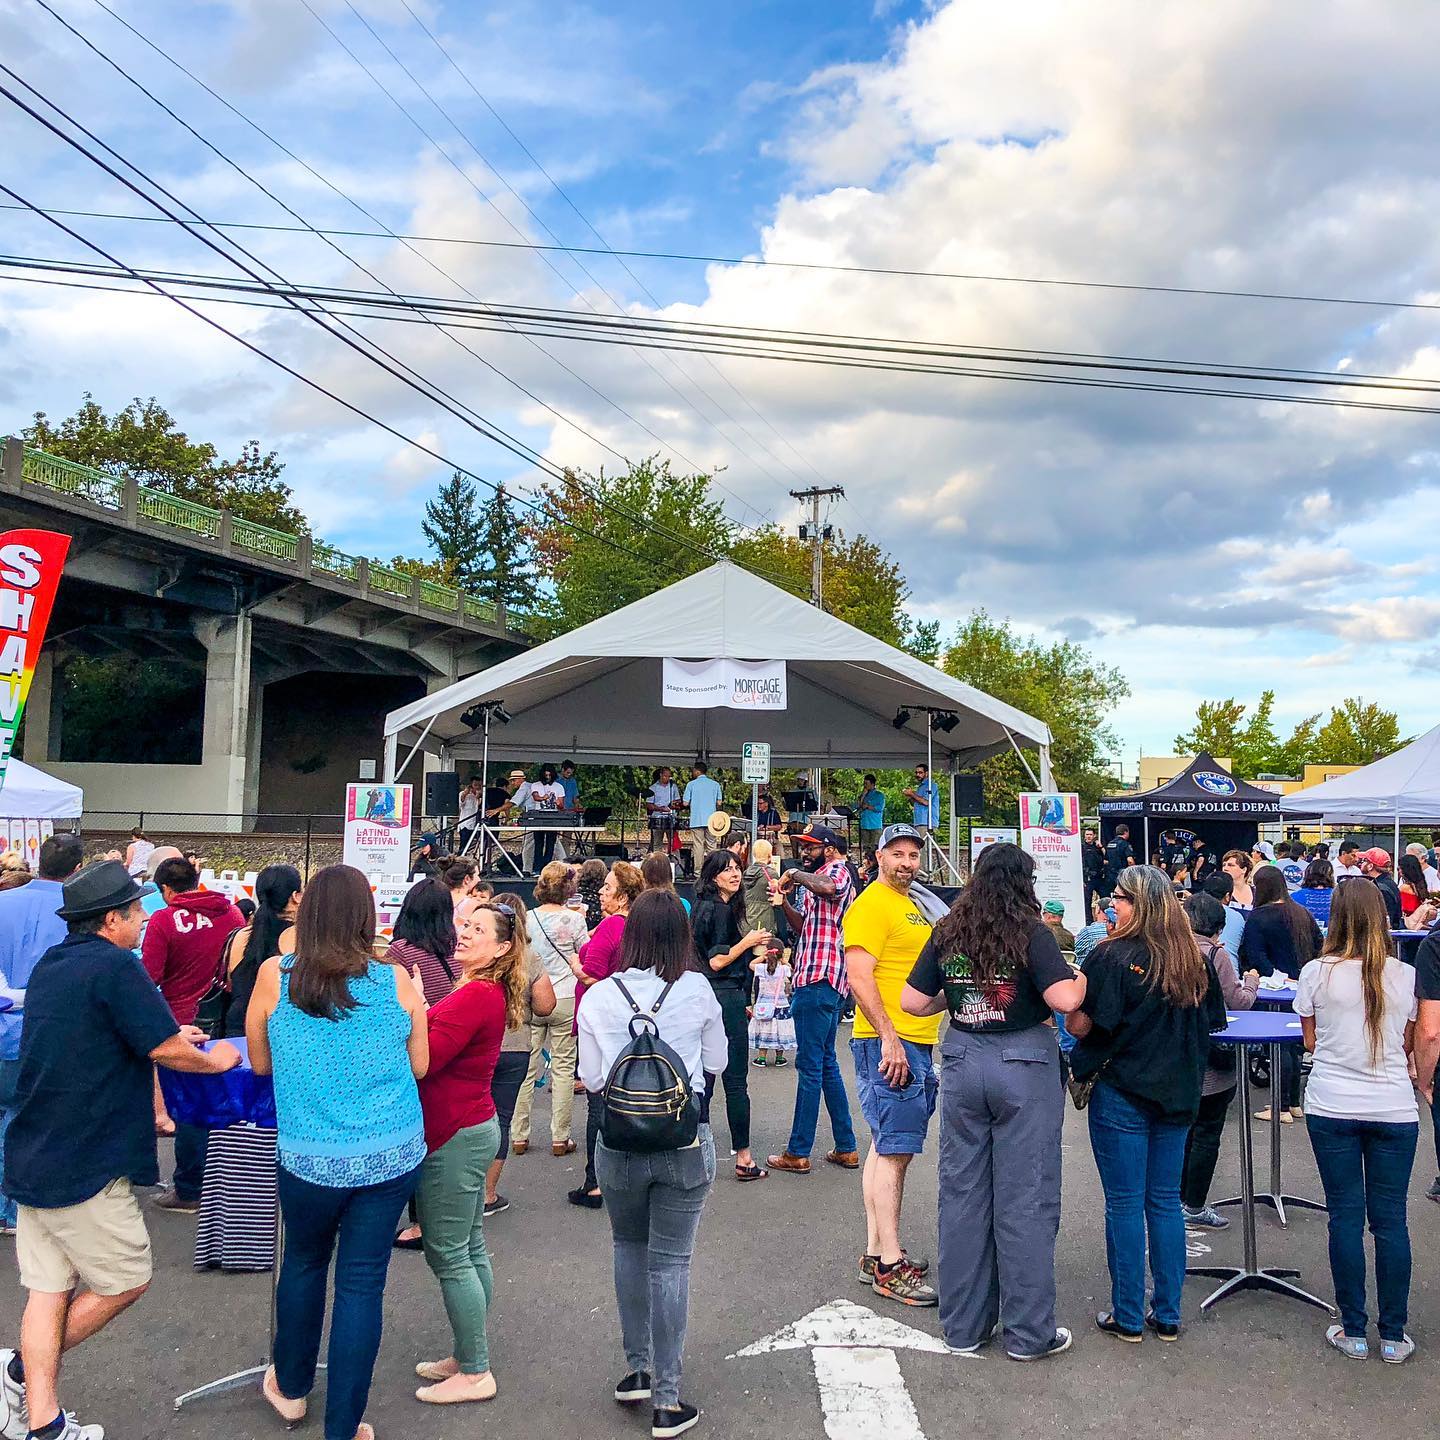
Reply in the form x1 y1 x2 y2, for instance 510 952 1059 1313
3 0 1440 772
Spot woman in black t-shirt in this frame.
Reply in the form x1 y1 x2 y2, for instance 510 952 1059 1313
1067 865 1227 1343
902 843 1085 1361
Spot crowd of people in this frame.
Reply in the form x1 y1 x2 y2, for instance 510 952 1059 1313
0 811 1436 1439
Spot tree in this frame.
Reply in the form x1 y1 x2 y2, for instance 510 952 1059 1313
384 554 456 585
421 471 485 588
1173 699 1248 767
941 612 1130 822
23 395 306 532
473 485 540 616
1314 698 1402 765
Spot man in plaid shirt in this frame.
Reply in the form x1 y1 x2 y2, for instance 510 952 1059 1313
768 825 860 1175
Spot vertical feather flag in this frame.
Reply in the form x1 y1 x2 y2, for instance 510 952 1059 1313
0 529 70 791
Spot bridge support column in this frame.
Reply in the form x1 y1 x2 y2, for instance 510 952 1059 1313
194 614 254 827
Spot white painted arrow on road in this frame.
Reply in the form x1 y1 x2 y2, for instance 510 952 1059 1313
730 1298 948 1440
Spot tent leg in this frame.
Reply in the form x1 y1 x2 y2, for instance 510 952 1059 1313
1144 816 1150 863
1394 814 1401 859
383 732 398 784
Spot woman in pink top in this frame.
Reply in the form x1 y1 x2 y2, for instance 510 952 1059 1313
568 861 643 1209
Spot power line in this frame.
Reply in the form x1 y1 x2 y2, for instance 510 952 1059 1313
73 0 771 529
0 71 804 592
7 257 1440 417
9 200 1439 317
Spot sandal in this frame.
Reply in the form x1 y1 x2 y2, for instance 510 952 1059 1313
262 1365 306 1424
511 1141 529 1155
735 1164 769 1182
552 1139 576 1156
154 1116 176 1137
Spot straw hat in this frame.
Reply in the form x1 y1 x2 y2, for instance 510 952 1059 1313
706 811 733 839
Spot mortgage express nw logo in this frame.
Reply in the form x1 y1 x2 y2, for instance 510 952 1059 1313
1193 771 1238 796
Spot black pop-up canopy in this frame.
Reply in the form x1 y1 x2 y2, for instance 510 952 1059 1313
1096 753 1291 859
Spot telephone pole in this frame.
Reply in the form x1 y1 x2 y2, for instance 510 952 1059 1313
790 485 845 607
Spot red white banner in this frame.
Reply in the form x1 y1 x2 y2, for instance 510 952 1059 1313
0 530 70 791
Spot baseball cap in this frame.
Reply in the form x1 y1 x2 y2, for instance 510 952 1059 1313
1361 846 1392 869
1042 899 1067 917
1252 841 1275 861
796 823 847 852
878 823 923 850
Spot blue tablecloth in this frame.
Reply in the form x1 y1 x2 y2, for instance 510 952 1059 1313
1252 984 1298 1008
158 1037 275 1130
1211 1011 1305 1045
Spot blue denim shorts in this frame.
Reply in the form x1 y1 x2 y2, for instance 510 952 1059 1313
851 1037 937 1155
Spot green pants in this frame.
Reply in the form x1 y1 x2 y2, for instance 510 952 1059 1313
417 1116 502 1373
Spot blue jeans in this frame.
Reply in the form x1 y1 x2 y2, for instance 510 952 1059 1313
274 1163 420 1440
1087 1082 1189 1330
0 1059 20 1229
1306 1114 1417 1341
173 1122 208 1202
785 981 856 1158
851 1037 937 1155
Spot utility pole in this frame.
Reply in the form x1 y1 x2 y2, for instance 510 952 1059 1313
790 485 845 607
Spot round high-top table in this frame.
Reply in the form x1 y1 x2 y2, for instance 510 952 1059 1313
1186 1010 1336 1317
159 1039 315 1424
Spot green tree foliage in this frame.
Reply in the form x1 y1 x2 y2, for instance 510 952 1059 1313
421 471 485 588
1314 698 1403 764
473 485 540 616
1174 691 1397 775
384 554 456 585
941 612 1130 821
57 656 203 764
23 395 306 532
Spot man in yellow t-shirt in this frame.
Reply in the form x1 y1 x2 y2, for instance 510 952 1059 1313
842 823 940 1308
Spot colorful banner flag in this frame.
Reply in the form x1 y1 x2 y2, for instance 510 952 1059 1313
0 530 70 792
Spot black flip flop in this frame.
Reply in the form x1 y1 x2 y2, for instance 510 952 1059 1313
735 1164 769 1182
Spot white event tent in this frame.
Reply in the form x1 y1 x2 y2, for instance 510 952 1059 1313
0 758 83 823
1278 721 1440 851
383 562 1053 782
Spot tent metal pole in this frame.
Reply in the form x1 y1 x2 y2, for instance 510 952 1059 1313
1394 812 1401 859
1144 815 1150 863
1038 743 1055 790
383 732 398 783
394 716 437 783
1004 729 1041 789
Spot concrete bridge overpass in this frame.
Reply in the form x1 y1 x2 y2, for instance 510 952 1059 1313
0 438 532 825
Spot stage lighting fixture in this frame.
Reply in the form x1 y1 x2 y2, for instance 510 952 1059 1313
460 706 486 731
893 709 912 729
932 711 960 733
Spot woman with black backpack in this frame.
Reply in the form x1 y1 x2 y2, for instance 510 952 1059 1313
577 888 727 1440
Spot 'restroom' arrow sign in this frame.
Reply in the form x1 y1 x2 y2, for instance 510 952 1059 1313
730 1298 948 1440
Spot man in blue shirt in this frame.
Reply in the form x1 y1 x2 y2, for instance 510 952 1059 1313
0 833 84 1234
902 763 939 857
857 774 887 871
682 760 724 877
558 760 580 811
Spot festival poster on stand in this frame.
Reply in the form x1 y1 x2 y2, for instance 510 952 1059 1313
970 827 1017 869
0 530 69 792
343 783 413 877
1018 793 1085 931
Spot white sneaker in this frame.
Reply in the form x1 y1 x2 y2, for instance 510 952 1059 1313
0 1349 26 1440
37 1416 103 1440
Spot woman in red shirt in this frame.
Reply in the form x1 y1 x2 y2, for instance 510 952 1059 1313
412 901 555 1405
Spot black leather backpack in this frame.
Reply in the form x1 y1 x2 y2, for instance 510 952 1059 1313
600 977 699 1153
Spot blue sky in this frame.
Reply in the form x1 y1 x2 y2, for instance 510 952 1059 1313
4 0 1440 768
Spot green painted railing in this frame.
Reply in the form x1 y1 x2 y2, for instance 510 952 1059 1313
14 443 534 634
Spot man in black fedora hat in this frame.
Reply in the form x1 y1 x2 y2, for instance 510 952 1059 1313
0 861 241 1440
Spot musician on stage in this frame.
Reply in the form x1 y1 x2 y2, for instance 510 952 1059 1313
522 763 567 873
646 766 681 856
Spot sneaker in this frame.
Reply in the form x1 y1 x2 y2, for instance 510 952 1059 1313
1008 1327 1072 1362
652 1402 699 1439
1144 1312 1180 1342
1426 1176 1440 1205
1181 1204 1230 1230
614 1372 652 1404
872 1261 937 1308
945 1322 1001 1356
774 1055 788 1067
858 1252 931 1285
151 1188 199 1214
1326 1325 1369 1360
24 1417 102 1440
1095 1311 1143 1343
1380 1334 1415 1365
751 1057 768 1067
0 1350 25 1440
482 1195 510 1218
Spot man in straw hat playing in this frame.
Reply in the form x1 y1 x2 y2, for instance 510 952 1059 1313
0 861 242 1440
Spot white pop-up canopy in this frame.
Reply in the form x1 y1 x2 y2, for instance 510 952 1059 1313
1278 723 1440 835
384 562 1052 778
0 758 83 821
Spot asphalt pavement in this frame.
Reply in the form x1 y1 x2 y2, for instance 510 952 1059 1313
2 1058 1436 1440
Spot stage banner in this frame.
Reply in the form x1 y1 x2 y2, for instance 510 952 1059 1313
343 782 413 876
0 530 70 792
969 827 1016 869
1018 792 1086 931
661 657 787 710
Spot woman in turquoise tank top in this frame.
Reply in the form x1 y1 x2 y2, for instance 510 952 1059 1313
247 865 429 1440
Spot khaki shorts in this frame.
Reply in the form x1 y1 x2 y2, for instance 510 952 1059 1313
17 1179 153 1296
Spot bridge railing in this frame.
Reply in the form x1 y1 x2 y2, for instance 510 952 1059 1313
6 441 536 637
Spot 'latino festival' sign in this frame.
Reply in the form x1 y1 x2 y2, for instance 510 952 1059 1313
661 657 788 710
0 530 70 792
1018 792 1086 932
343 783 413 876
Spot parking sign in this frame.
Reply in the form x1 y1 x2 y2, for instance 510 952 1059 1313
742 742 771 784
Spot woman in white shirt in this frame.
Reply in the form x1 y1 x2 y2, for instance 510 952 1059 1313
1295 877 1419 1364
578 888 726 1440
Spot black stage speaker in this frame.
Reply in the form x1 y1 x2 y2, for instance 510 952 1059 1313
954 773 984 818
424 771 460 816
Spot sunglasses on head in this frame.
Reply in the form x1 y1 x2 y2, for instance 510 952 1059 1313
476 901 515 918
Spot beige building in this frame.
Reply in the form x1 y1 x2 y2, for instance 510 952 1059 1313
1136 755 1233 791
